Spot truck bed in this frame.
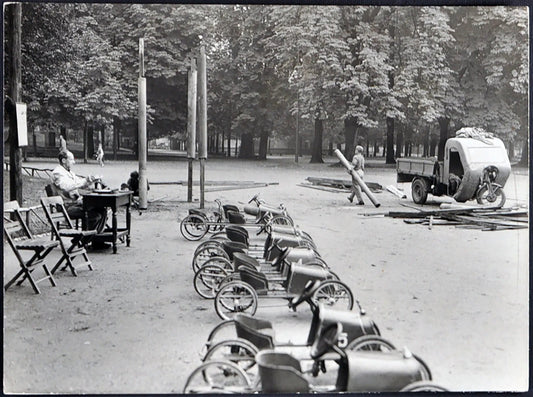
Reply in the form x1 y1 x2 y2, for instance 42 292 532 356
396 157 438 183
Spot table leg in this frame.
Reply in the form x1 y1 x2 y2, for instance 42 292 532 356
112 209 117 254
126 204 131 247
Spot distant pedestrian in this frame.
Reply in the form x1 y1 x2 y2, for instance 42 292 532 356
347 145 365 205
59 135 67 152
96 143 105 167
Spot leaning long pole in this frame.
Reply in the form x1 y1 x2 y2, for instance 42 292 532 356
334 149 381 208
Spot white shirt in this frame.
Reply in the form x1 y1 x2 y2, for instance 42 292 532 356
51 165 87 203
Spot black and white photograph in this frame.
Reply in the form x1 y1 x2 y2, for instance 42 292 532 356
3 3 529 394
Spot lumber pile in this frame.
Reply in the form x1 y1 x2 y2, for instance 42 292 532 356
303 177 382 192
385 203 528 231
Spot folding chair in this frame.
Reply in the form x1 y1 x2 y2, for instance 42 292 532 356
40 196 97 276
45 183 81 229
4 201 59 294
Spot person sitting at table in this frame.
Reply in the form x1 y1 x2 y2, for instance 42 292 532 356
51 150 108 235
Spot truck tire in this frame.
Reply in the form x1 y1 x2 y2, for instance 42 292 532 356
412 178 429 204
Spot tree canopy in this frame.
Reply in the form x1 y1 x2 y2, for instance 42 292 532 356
8 4 528 162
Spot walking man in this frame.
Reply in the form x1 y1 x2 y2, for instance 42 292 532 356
347 145 365 205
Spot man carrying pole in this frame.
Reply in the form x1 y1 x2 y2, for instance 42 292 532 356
334 148 381 208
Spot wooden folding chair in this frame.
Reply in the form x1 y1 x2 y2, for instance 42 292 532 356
40 196 97 276
4 201 59 294
45 183 81 229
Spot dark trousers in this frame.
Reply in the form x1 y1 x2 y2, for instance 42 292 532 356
66 204 107 233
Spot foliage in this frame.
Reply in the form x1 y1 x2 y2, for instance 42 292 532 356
8 5 528 159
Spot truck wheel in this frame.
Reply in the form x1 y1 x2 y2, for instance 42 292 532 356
411 178 429 204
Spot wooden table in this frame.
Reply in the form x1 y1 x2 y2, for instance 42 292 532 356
82 191 132 254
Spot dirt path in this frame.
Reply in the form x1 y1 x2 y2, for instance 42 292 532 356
3 157 529 393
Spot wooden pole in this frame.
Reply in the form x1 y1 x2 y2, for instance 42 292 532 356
334 149 381 208
198 46 208 209
7 3 22 204
138 38 148 210
187 58 197 202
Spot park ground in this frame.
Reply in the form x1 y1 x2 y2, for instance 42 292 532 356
3 155 530 393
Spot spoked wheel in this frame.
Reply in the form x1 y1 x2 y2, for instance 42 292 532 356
215 281 258 320
346 335 396 352
194 256 233 274
194 239 227 257
180 214 209 241
270 215 294 227
194 264 229 299
203 339 259 385
193 246 230 271
476 184 506 208
400 381 448 392
312 280 354 310
182 360 251 394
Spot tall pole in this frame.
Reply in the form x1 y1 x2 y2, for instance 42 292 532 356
138 38 148 210
187 58 197 202
295 86 299 163
197 46 208 209
7 3 22 204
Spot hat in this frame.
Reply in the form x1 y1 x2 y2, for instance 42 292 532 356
355 145 364 153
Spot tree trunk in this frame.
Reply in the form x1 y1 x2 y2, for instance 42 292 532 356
343 117 357 160
112 117 120 160
507 140 515 161
83 119 88 163
429 133 438 157
239 132 255 159
386 117 395 164
88 123 95 159
518 139 528 166
437 117 450 161
227 121 231 157
258 129 268 160
100 125 105 147
423 128 430 157
328 141 333 156
310 118 324 163
6 3 22 204
396 127 403 159
373 140 379 157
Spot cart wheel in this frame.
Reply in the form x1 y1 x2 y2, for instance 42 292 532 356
346 335 396 352
215 281 258 320
193 246 230 271
476 184 506 208
194 256 233 274
180 214 209 241
204 320 238 353
312 280 354 310
203 338 259 384
182 360 251 394
411 178 429 205
270 215 294 227
194 239 227 257
399 381 448 392
194 264 228 299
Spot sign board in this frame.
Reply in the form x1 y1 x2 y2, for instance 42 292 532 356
15 102 27 146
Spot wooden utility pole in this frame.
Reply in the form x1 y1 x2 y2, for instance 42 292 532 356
197 46 208 209
138 38 148 210
7 3 22 204
187 58 198 202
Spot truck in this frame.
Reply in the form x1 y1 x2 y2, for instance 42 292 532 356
396 129 511 207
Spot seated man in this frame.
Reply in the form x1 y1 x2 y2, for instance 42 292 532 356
51 150 107 234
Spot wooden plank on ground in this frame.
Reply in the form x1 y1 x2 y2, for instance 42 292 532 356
297 183 346 193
